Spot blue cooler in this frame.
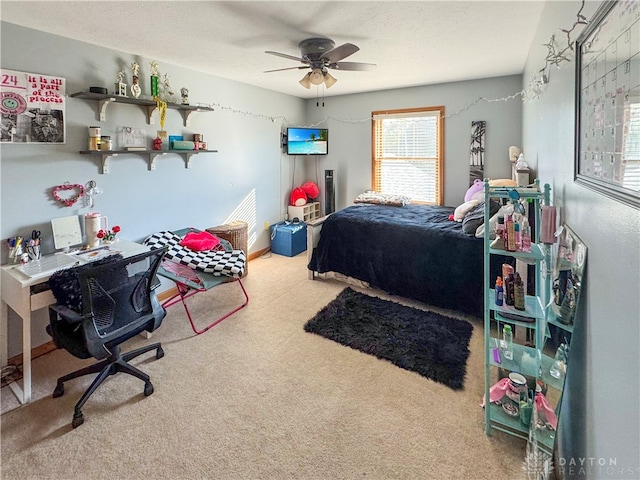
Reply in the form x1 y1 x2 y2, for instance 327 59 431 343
270 222 307 257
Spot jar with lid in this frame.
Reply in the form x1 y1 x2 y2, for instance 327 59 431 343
100 136 112 151
88 126 101 150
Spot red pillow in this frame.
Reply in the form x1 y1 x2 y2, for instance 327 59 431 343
179 231 220 251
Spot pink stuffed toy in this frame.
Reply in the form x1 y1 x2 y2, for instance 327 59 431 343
290 187 307 206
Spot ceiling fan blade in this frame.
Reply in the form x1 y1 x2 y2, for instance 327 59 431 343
265 50 305 62
264 66 310 73
331 61 377 71
321 42 359 63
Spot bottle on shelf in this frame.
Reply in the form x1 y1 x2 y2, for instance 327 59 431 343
505 214 516 252
549 343 566 379
495 276 504 306
505 273 515 306
521 219 532 253
513 273 525 311
514 222 521 251
502 325 513 360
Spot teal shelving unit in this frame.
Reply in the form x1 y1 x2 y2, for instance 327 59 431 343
482 180 571 456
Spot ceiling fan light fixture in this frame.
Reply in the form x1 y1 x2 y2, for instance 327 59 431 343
309 68 324 85
323 71 337 88
299 73 311 89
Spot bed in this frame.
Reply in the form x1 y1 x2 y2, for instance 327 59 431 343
307 203 507 317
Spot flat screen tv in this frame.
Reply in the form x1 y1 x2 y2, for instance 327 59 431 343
287 127 328 155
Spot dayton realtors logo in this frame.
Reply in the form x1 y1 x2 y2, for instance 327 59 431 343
557 457 639 478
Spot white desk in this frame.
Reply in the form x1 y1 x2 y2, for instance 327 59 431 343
1 240 148 404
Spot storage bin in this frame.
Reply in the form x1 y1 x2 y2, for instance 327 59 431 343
270 222 307 257
206 221 248 276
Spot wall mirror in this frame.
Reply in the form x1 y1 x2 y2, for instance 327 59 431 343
526 225 587 465
550 225 587 329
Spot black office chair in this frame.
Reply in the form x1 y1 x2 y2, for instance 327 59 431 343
47 248 167 428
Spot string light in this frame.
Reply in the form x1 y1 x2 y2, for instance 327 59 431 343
526 0 588 99
203 88 531 132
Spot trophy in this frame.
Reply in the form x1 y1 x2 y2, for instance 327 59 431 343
115 71 127 96
130 62 141 98
150 61 159 97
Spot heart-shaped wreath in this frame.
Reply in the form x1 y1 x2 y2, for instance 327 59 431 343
52 183 84 207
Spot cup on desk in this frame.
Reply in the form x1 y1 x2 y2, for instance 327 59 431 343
27 244 41 261
8 244 23 264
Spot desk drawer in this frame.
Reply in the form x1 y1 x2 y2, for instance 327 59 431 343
31 290 55 311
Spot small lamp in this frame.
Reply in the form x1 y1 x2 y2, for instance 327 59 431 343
309 68 324 85
323 72 337 88
299 72 312 89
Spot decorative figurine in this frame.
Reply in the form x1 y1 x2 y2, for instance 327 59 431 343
153 136 163 151
180 87 189 105
130 62 141 98
150 60 159 97
115 71 127 96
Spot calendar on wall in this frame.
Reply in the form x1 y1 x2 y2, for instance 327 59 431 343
0 69 66 144
575 0 640 209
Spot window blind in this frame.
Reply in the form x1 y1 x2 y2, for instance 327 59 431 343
372 107 444 205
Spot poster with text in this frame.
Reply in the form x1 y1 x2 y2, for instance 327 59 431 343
1 69 65 143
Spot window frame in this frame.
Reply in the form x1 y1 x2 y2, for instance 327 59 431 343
371 106 445 205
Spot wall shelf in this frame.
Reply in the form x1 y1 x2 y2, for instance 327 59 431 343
70 91 214 126
79 149 218 174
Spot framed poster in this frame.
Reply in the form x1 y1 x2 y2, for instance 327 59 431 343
574 0 640 209
1 69 66 143
469 120 486 186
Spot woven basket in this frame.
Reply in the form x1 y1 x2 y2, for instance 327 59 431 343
206 221 248 277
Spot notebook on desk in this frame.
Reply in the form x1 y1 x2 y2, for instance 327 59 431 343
15 254 79 279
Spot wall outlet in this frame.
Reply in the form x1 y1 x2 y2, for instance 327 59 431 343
263 221 270 231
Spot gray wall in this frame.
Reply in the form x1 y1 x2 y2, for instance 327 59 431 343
522 1 640 478
302 75 523 210
1 22 305 356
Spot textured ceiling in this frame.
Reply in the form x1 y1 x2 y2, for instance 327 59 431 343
0 1 546 99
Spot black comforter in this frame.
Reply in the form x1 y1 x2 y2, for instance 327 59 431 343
308 204 506 317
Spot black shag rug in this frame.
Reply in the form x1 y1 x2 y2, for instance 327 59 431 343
304 288 474 390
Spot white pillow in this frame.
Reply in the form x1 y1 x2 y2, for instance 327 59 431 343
453 199 480 222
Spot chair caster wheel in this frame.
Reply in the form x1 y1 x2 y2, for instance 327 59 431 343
156 346 164 359
144 382 154 396
72 412 84 428
53 383 64 398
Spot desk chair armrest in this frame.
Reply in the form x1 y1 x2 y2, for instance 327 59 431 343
50 304 85 324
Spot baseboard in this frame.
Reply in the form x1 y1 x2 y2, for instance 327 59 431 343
12 253 268 365
249 247 269 260
8 341 57 367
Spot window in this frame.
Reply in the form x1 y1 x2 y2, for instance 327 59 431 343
372 106 444 205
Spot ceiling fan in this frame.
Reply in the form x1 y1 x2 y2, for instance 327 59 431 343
265 37 376 89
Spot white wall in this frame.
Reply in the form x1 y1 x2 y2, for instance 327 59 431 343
522 1 640 477
300 75 523 210
1 22 305 356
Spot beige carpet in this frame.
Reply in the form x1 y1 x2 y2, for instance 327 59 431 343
1 252 527 479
